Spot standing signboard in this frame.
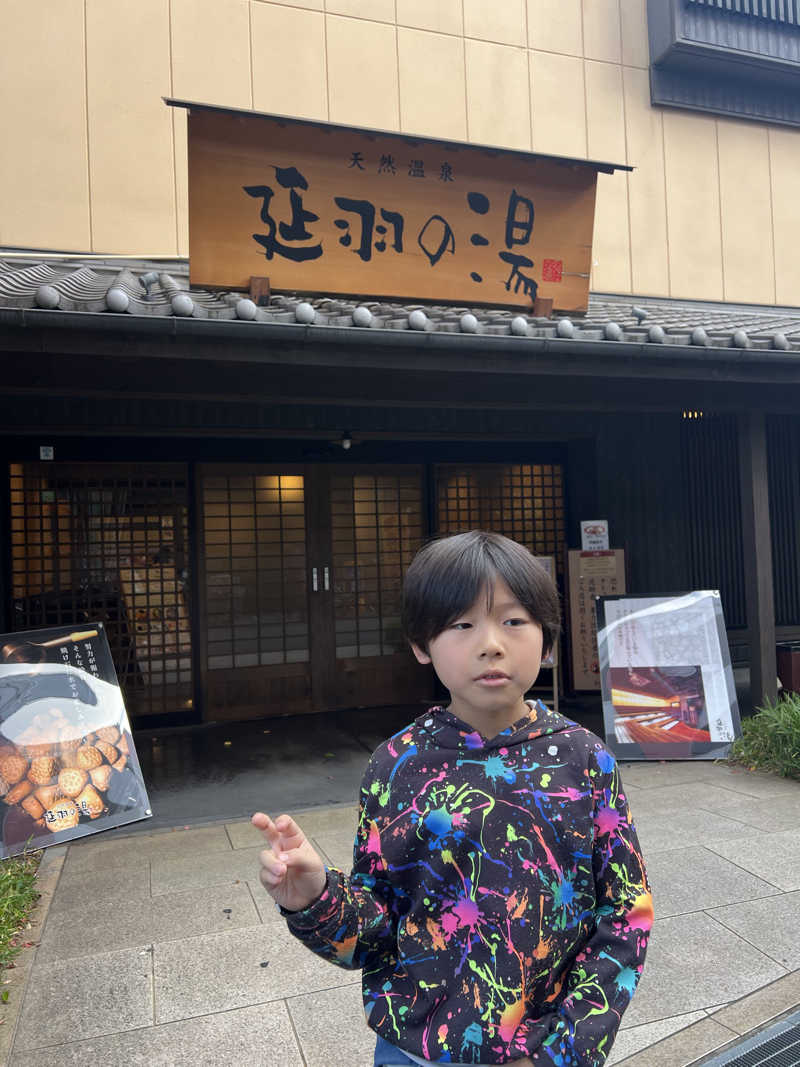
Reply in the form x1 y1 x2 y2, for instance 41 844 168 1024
178 104 616 313
596 591 741 760
0 624 151 858
568 549 625 690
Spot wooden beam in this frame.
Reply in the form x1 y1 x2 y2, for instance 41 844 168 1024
738 411 777 710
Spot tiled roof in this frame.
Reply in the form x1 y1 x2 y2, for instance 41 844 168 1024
2 255 800 352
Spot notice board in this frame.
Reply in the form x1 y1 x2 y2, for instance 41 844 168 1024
183 105 606 312
568 550 626 690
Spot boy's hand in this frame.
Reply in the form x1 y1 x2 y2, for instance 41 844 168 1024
252 812 327 914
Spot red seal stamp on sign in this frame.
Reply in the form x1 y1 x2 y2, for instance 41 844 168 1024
542 259 563 283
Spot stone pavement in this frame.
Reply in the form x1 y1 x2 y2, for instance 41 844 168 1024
3 758 799 1066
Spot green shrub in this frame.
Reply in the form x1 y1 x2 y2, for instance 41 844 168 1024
728 692 800 779
0 850 40 973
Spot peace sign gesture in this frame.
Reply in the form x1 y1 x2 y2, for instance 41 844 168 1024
251 812 327 914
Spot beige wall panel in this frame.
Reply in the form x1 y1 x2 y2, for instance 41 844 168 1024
327 16 399 131
326 0 394 22
620 0 649 68
398 30 467 140
465 40 531 151
174 109 189 257
769 127 800 307
623 68 668 295
530 51 587 160
585 61 626 163
527 0 582 55
717 120 775 305
663 111 723 300
582 0 622 63
464 0 526 46
87 0 176 254
0 0 90 250
252 0 321 7
252 4 327 120
397 0 463 35
591 171 631 293
171 0 251 109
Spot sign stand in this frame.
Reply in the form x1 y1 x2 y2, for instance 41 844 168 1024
567 549 626 690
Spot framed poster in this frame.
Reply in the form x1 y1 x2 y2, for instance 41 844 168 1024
596 591 741 760
0 624 151 858
568 550 626 690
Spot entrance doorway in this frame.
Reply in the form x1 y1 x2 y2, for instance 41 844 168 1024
6 454 567 725
199 464 432 719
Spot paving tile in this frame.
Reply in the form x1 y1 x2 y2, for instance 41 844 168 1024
288 981 377 1067
150 844 264 894
623 912 786 1028
13 946 153 1051
312 828 357 870
708 891 800 970
618 761 724 790
705 829 800 891
646 845 779 918
11 1001 304 1065
64 825 232 873
701 766 800 799
606 1010 707 1066
632 809 755 855
623 781 800 832
37 882 260 962
153 921 359 1023
226 804 358 850
47 861 152 915
613 1017 738 1067
710 970 800 1035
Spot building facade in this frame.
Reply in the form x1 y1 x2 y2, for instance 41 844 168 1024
2 0 800 728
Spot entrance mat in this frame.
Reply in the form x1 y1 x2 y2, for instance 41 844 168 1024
699 1009 800 1066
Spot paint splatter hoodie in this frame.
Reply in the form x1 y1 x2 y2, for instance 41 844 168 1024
285 701 653 1066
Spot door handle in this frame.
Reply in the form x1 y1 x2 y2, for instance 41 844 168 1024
323 566 330 591
312 567 319 592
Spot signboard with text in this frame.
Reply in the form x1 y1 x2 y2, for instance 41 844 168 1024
596 592 741 760
568 550 626 690
0 624 151 858
185 107 603 311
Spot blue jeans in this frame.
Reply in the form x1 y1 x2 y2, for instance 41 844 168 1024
373 1034 418 1065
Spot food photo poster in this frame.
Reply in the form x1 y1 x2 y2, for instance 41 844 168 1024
0 623 151 858
596 591 741 760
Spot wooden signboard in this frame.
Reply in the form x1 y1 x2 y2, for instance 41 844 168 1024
568 550 626 691
185 107 603 312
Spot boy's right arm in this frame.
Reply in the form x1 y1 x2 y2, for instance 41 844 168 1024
253 781 399 970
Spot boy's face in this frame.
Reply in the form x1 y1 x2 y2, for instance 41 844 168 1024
411 575 544 734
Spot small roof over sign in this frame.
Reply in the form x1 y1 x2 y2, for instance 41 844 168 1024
164 98 633 176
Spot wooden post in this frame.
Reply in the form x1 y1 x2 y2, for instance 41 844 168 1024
738 411 777 710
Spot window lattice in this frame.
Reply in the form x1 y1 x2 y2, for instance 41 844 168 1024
435 464 566 574
202 473 308 670
8 462 191 720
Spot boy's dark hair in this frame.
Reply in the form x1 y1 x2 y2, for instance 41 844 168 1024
402 530 561 656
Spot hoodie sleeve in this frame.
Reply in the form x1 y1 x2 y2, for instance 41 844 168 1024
283 768 400 971
533 749 654 1067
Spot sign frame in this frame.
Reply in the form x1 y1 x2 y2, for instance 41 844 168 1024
596 591 742 761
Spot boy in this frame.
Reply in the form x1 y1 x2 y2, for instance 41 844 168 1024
254 531 652 1066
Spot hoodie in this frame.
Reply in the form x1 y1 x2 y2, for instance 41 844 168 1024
286 700 653 1066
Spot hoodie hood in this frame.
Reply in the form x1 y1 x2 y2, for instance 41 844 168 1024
414 698 577 753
